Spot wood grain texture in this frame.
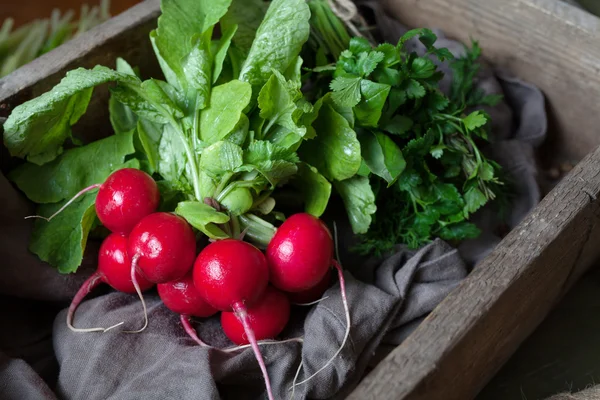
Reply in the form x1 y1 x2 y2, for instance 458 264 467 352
380 0 600 166
349 145 600 399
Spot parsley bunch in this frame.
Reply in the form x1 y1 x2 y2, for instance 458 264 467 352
319 30 507 253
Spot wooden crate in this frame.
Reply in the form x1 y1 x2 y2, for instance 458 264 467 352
1 0 600 399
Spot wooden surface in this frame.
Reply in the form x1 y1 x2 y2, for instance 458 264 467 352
2 0 600 399
379 0 600 168
349 146 600 399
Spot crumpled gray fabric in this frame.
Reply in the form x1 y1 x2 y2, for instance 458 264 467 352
0 4 547 400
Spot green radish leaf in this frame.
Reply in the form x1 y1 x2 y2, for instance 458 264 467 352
239 0 310 96
224 113 249 146
221 0 268 56
2 66 139 165
154 0 232 90
358 130 405 185
334 176 377 234
183 29 213 109
140 79 184 119
200 140 244 177
299 102 361 181
258 70 307 141
354 80 391 127
212 23 237 84
244 140 299 165
291 163 332 217
158 124 190 189
137 119 163 172
110 84 168 124
109 58 139 134
29 192 98 273
200 80 252 144
175 201 230 239
8 131 136 204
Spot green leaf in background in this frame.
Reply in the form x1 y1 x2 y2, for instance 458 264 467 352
464 186 487 214
438 221 480 241
239 0 310 95
137 119 163 172
291 163 332 217
175 201 229 239
258 70 307 140
8 130 136 204
383 115 413 136
29 192 97 273
299 102 361 181
333 175 377 234
212 23 237 84
199 140 243 177
221 0 268 57
2 66 138 165
199 80 252 144
358 130 405 185
154 0 232 89
354 80 391 127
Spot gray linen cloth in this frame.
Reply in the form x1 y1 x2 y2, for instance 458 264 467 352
0 5 547 400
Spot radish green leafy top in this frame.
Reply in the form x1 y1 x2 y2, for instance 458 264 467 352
1 0 508 271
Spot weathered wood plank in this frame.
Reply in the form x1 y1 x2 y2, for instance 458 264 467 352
380 0 600 166
349 145 600 399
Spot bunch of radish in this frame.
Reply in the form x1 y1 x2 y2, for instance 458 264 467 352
54 167 349 400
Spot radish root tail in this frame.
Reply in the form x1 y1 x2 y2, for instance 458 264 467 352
233 302 275 400
67 272 125 333
180 315 211 347
25 184 101 222
123 254 148 334
289 259 350 391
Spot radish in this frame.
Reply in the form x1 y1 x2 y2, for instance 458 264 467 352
266 213 333 292
67 232 154 333
265 213 351 393
157 272 218 317
221 286 290 345
287 270 332 305
95 168 160 233
127 212 197 332
27 168 159 234
128 212 197 284
193 239 274 400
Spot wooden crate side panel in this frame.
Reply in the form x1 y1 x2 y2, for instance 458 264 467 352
348 145 600 399
381 0 600 164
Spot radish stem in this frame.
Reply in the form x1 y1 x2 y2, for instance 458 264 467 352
180 315 211 346
26 183 101 221
124 254 148 333
67 272 125 333
289 260 350 390
233 301 275 400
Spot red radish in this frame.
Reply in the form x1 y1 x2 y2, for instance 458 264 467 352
157 273 218 317
287 270 332 305
128 212 196 284
67 232 154 333
221 286 290 345
95 168 160 233
193 239 274 400
27 168 159 234
127 212 197 332
266 213 333 292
